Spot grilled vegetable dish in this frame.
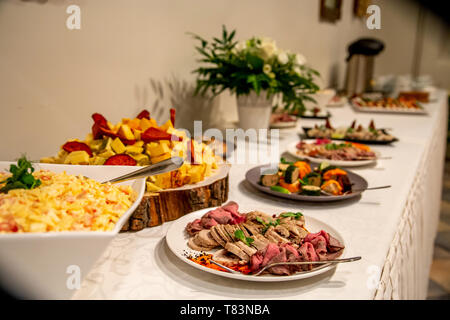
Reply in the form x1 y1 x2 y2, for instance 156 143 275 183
259 159 352 196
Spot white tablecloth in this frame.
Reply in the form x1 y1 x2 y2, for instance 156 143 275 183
73 91 448 300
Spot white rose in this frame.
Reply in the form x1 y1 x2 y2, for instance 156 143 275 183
295 53 306 66
293 66 301 75
277 51 289 64
263 64 272 74
259 38 277 60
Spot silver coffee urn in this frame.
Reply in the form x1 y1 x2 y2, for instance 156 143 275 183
344 38 385 96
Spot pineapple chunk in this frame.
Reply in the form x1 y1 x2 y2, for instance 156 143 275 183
133 129 141 141
128 118 141 130
146 181 162 192
107 121 115 130
131 154 150 166
151 152 171 164
188 164 205 183
85 133 94 144
132 140 144 148
125 145 144 154
101 137 113 152
140 118 153 132
121 118 131 124
88 139 104 152
90 156 106 165
97 150 116 159
154 172 172 189
111 137 126 154
117 124 135 140
146 142 171 157
64 151 90 165
159 120 173 132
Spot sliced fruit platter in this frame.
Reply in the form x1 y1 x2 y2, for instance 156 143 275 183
245 159 368 202
166 202 349 281
351 95 427 115
288 138 379 167
302 119 398 145
41 109 220 192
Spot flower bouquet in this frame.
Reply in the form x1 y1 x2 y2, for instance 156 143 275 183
190 26 320 129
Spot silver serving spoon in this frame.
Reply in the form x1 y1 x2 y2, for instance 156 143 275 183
101 156 184 184
320 185 391 196
253 256 361 276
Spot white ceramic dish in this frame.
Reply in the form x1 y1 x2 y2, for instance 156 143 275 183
0 162 146 299
165 206 345 282
286 140 379 167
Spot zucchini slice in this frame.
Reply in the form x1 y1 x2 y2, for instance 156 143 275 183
301 185 321 196
284 165 300 184
304 172 322 187
260 173 280 187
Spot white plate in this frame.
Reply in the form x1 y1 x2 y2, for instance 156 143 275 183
0 162 146 299
270 121 297 129
165 206 345 282
286 140 378 167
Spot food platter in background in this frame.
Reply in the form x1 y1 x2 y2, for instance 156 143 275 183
301 119 398 145
350 95 427 115
286 140 379 167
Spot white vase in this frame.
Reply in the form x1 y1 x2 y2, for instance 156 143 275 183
236 91 273 130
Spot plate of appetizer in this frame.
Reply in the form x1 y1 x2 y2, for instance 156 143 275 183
326 95 348 108
245 159 368 202
287 139 379 167
166 202 351 282
269 112 298 129
302 119 398 145
351 95 427 115
290 107 331 119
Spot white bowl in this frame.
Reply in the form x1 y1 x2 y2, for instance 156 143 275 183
0 162 146 299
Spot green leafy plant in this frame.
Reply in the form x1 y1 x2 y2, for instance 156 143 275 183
0 156 42 193
190 25 320 114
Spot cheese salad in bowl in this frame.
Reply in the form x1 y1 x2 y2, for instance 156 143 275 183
0 169 136 233
0 158 145 299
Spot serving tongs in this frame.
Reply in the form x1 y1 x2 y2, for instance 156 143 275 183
101 156 184 184
320 185 391 196
210 256 362 276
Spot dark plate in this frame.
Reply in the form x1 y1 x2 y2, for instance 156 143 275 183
301 127 399 145
295 112 331 120
245 164 368 202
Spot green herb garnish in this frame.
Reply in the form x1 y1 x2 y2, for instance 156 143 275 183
0 156 42 193
280 157 293 165
256 216 280 234
280 212 304 220
234 229 254 246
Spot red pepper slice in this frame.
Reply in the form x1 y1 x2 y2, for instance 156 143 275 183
121 138 136 145
62 141 93 157
104 154 137 166
170 108 176 127
141 127 182 143
92 113 108 127
137 110 150 120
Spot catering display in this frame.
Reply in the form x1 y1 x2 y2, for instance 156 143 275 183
245 160 368 202
351 95 427 115
40 110 230 231
166 202 346 281
302 119 398 145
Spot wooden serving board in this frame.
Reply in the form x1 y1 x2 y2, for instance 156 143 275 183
121 164 230 231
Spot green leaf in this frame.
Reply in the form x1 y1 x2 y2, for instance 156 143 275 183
280 212 303 220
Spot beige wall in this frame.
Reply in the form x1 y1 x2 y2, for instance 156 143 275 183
0 0 448 161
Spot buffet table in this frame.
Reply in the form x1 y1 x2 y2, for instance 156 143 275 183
72 91 448 300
